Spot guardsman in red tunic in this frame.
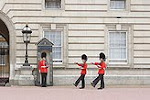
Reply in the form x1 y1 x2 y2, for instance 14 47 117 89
91 53 107 90
39 52 48 87
73 54 88 89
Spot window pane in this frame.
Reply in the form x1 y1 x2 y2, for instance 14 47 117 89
109 31 127 60
110 0 125 9
45 0 61 8
0 49 7 65
53 47 61 60
44 31 62 62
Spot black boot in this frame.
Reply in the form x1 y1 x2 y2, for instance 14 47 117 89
91 82 95 88
73 83 77 87
79 87 85 89
97 87 104 90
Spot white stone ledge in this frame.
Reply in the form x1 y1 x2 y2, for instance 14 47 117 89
54 75 150 77
53 75 150 85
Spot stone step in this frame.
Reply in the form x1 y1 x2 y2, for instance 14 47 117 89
53 75 150 86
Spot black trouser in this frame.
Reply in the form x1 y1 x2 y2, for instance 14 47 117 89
92 74 104 88
75 74 85 88
41 73 47 87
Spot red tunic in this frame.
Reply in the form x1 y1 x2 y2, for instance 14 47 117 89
77 63 87 75
94 62 106 74
39 60 48 73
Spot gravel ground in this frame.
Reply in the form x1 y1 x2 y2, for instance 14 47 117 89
0 86 150 100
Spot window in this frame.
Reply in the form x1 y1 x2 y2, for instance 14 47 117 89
0 53 7 65
0 42 8 66
44 31 62 63
45 0 61 8
109 31 127 64
110 0 126 10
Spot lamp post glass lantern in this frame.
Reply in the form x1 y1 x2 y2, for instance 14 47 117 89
22 24 32 66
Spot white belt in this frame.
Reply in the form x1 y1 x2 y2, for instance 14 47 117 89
41 66 46 68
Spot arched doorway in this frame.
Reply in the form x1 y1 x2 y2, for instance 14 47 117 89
0 19 9 84
0 12 16 85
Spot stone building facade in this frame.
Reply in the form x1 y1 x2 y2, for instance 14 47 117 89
0 0 150 85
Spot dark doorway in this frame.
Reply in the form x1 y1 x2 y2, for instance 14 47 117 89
0 19 9 85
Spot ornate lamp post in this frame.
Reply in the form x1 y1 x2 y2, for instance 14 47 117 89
22 24 32 66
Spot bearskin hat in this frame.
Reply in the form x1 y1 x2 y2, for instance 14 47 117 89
41 52 47 58
81 54 88 61
99 52 106 61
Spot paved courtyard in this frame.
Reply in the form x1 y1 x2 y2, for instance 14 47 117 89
0 86 150 100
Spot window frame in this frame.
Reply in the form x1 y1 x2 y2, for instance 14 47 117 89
43 0 64 10
108 31 128 65
43 30 63 64
108 0 131 12
0 54 7 66
110 0 126 10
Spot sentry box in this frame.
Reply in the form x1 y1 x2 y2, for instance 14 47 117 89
35 38 54 86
